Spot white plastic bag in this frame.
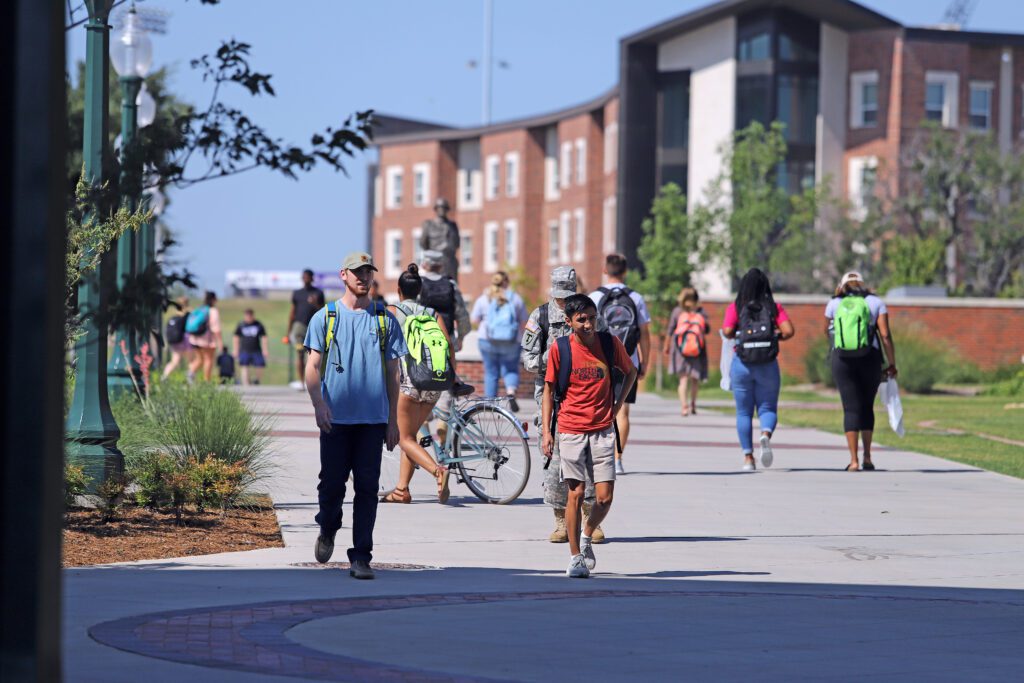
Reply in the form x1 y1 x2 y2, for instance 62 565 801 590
879 378 905 437
719 330 734 392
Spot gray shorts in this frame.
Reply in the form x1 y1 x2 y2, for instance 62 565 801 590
289 321 308 348
558 427 616 484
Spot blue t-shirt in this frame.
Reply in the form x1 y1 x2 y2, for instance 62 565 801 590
304 302 407 425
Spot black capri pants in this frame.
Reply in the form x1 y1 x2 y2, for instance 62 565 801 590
831 347 883 432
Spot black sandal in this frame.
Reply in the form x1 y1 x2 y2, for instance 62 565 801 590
862 462 875 471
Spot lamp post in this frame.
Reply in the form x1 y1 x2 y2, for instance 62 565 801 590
108 6 152 395
65 0 122 486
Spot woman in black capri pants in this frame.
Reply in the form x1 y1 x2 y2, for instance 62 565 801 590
824 272 898 471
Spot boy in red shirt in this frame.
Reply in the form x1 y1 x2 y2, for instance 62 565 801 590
542 295 637 578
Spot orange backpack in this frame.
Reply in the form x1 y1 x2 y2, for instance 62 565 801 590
673 311 706 358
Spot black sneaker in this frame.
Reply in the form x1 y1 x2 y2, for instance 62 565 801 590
451 381 475 398
349 559 375 580
508 396 520 412
314 532 335 564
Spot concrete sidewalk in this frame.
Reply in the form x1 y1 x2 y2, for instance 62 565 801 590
64 386 1024 682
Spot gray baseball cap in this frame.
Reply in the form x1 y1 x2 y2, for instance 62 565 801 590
341 251 377 271
550 266 577 298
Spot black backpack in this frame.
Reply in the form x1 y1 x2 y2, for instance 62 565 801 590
735 301 779 365
596 286 641 356
418 277 456 335
165 315 186 345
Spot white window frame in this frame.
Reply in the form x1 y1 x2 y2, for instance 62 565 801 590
572 208 586 261
484 221 500 273
850 71 879 129
384 229 403 279
575 138 587 185
457 141 482 211
504 152 520 197
559 210 571 263
460 231 474 273
603 196 617 255
925 71 959 128
503 219 518 266
847 156 878 221
560 141 572 189
604 122 618 175
547 220 560 264
412 163 430 207
412 227 424 266
485 154 501 200
384 166 403 209
969 81 994 130
545 128 560 201
373 173 383 217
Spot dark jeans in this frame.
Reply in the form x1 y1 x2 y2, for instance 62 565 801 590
315 423 386 563
832 348 883 432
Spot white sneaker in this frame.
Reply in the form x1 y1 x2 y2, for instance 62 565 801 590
566 553 590 578
615 459 625 475
289 380 304 391
742 460 756 472
759 434 774 468
580 538 597 570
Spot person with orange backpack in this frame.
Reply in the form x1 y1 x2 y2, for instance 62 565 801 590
663 287 710 417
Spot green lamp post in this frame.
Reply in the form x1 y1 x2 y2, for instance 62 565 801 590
108 6 153 395
65 0 122 486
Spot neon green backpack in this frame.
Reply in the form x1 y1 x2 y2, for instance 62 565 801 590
396 304 454 391
833 295 872 357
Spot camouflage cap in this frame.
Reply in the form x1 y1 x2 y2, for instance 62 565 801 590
550 266 577 298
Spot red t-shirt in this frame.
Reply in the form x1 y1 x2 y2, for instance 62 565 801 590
722 301 790 329
544 333 634 434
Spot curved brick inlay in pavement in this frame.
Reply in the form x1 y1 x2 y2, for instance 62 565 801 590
88 589 1021 682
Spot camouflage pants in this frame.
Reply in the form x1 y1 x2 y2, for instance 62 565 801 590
535 383 595 508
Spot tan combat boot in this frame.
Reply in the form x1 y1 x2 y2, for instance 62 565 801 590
549 508 568 543
583 503 606 544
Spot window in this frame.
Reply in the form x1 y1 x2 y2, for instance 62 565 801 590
575 138 587 185
850 71 879 128
547 220 560 263
503 219 518 266
658 71 690 192
385 166 403 209
412 163 430 207
460 232 474 273
560 141 572 189
736 74 771 129
572 208 585 262
456 140 482 210
412 227 423 266
485 154 500 200
603 196 617 255
384 229 403 278
738 31 770 61
604 122 618 175
484 222 500 273
777 74 819 146
969 81 993 130
544 127 560 201
925 71 959 128
847 156 878 220
559 210 571 262
373 173 383 217
504 153 519 197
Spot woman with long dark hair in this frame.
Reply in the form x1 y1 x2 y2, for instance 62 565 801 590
721 269 795 470
824 272 897 471
186 291 222 382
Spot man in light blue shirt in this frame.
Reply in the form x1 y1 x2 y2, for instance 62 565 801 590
304 251 406 580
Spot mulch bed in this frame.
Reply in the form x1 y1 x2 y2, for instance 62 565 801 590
63 498 284 567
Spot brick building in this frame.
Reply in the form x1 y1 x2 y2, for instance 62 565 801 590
369 0 1024 304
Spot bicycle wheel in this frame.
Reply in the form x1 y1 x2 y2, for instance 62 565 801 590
452 403 530 504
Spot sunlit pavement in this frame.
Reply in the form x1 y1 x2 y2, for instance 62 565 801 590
65 385 1024 682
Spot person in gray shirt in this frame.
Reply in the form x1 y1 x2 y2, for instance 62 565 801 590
522 267 602 544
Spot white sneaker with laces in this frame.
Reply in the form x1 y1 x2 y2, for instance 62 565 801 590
580 538 596 570
566 553 590 578
759 434 774 468
615 459 625 475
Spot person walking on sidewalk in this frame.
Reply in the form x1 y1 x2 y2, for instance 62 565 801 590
186 291 222 382
590 253 651 474
542 294 637 578
825 271 898 472
304 252 405 580
161 296 192 380
472 271 527 409
287 269 325 391
721 268 795 471
522 267 603 544
664 287 710 416
233 308 269 385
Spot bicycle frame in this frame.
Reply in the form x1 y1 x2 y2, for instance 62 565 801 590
419 397 527 466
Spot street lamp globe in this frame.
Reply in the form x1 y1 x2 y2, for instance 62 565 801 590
137 83 157 128
110 8 153 78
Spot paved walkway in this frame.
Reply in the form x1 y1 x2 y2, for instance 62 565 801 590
65 387 1024 681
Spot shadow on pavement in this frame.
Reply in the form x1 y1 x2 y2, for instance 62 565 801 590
609 535 746 543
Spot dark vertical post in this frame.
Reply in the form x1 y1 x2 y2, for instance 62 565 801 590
0 0 67 679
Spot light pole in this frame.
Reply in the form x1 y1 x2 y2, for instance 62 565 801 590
108 6 152 395
65 0 122 487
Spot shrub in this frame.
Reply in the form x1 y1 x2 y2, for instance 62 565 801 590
984 367 1024 397
64 463 91 508
891 325 946 394
130 451 177 510
95 473 129 523
190 456 247 515
803 336 835 387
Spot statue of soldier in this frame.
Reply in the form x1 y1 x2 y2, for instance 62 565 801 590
521 266 603 544
419 198 460 282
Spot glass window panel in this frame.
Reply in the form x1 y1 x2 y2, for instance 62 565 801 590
659 79 689 150
737 75 771 128
777 74 818 145
926 83 945 121
778 32 817 62
739 32 770 61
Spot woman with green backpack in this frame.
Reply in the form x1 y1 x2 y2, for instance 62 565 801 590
824 272 898 471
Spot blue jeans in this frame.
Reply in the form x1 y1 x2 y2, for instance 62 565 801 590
479 339 521 397
730 357 780 453
315 423 385 563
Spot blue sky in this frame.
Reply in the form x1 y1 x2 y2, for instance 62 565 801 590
66 0 1024 294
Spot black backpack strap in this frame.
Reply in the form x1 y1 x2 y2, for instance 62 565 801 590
538 303 550 351
597 331 624 453
555 335 572 402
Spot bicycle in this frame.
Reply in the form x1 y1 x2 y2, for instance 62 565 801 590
379 396 531 504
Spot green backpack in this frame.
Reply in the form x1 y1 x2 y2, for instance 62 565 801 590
397 304 454 391
833 295 873 358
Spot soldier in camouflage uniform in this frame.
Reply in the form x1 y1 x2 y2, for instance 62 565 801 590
522 267 604 544
419 198 461 282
